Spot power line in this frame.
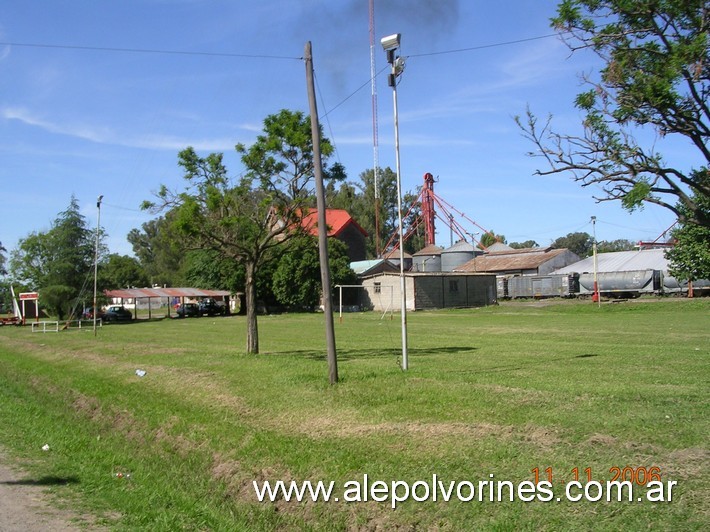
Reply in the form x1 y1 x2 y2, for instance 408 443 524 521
0 41 302 61
320 65 389 118
408 32 565 58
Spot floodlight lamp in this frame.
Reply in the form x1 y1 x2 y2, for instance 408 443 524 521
380 33 401 51
394 56 406 76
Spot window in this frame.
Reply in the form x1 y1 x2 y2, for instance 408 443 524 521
374 282 381 294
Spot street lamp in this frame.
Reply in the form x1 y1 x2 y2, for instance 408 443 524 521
381 33 409 370
591 216 600 307
468 232 480 272
93 195 103 336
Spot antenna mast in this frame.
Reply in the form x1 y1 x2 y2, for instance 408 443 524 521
369 0 381 256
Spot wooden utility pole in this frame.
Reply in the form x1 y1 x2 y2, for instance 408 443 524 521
304 41 338 384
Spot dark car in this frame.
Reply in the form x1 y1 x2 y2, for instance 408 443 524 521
103 305 132 322
82 307 105 320
199 298 227 317
176 302 200 318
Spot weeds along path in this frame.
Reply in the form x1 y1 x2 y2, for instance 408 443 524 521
0 448 101 531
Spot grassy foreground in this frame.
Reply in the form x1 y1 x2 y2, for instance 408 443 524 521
0 298 707 530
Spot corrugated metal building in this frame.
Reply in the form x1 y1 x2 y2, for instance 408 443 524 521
454 247 580 276
553 248 669 274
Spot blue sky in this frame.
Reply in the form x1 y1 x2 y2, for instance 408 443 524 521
0 0 693 260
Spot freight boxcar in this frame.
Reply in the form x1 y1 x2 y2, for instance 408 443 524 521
506 273 579 299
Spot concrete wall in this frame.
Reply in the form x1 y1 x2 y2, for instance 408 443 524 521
360 273 496 311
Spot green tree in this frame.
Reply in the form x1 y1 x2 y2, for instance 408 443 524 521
0 241 10 312
552 232 593 257
517 0 710 228
145 109 336 353
480 232 506 249
272 236 357 309
0 241 6 276
99 254 149 289
9 197 98 319
597 239 636 253
666 185 710 281
127 214 186 287
509 240 540 249
182 249 245 293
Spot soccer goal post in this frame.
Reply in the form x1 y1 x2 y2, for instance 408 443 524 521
334 284 394 322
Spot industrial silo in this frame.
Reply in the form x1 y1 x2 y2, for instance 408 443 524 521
382 249 413 271
441 240 476 271
412 245 443 272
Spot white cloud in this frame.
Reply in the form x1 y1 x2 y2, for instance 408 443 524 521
1 106 246 151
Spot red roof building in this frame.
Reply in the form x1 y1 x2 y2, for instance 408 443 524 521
300 209 368 262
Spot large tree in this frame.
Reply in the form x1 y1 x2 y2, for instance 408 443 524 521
518 0 709 228
0 241 9 313
0 241 6 276
99 254 150 290
551 231 593 257
597 238 637 253
509 240 540 249
480 231 506 249
9 197 99 319
272 236 357 310
666 184 710 281
145 109 338 353
127 214 186 287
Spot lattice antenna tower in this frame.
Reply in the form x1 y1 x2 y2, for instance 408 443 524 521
369 0 381 256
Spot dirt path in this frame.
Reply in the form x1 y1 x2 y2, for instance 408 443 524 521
0 449 98 531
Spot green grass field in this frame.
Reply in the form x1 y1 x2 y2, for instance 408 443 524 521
0 298 708 530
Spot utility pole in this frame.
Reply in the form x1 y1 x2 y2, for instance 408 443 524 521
591 215 600 307
93 195 103 336
304 41 338 385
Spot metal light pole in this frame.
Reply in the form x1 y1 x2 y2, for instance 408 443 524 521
468 232 480 272
591 215 600 307
381 33 408 370
93 195 103 336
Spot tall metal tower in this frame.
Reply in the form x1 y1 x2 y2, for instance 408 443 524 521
422 172 436 246
369 0 381 256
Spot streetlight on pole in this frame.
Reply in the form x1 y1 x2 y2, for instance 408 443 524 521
468 232 480 272
93 195 103 336
381 33 409 370
591 215 600 307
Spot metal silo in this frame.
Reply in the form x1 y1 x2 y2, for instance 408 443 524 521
412 245 443 272
441 240 476 271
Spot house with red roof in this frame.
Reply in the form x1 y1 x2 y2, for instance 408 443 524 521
300 209 368 262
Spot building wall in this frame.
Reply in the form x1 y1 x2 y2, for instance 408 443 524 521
360 273 496 311
538 250 580 275
360 274 415 311
413 276 445 309
337 225 367 262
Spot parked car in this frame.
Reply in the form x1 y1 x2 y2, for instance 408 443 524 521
176 302 200 318
103 305 132 322
199 298 227 317
82 307 105 320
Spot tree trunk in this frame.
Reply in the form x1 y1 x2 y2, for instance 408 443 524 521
244 261 259 354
